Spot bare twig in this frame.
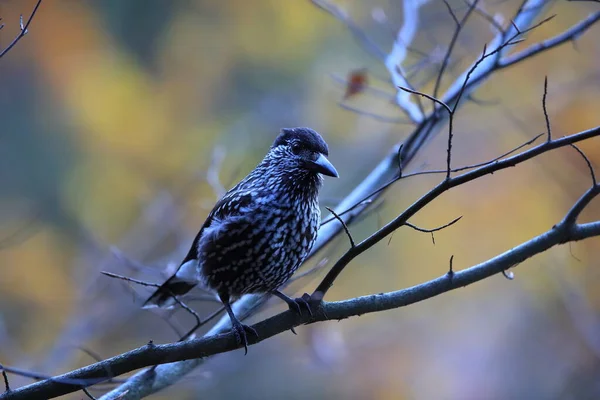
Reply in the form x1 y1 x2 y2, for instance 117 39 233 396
313 126 600 298
0 0 43 59
569 144 597 185
4 209 600 399
467 0 505 34
1 366 9 393
321 131 545 229
433 0 479 99
443 0 460 26
100 272 160 289
404 216 463 234
542 76 551 141
90 2 599 398
0 363 125 389
180 306 225 341
499 12 600 68
398 84 454 178
398 86 452 114
404 215 463 245
325 207 355 248
100 272 213 342
320 199 374 226
82 388 97 400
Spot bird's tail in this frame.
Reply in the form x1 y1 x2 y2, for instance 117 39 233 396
142 260 199 309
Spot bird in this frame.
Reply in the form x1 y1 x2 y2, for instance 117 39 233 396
143 127 338 353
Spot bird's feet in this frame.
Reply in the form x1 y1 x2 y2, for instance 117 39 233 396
231 320 258 355
289 293 315 317
272 290 315 317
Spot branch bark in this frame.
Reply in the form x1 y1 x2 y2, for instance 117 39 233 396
95 1 597 398
3 1 598 399
2 203 598 400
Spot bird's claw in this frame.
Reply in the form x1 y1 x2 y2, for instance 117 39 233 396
286 293 314 317
231 321 258 355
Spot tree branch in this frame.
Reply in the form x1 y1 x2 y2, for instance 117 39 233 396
313 125 600 298
499 11 600 68
0 0 43 59
3 212 599 400
57 1 596 399
384 0 430 122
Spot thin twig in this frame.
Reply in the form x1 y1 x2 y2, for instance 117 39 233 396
404 217 463 234
542 76 551 141
404 216 463 245
0 363 123 388
101 272 161 288
433 0 479 99
569 143 597 185
320 199 374 226
82 388 97 400
325 207 355 248
398 86 452 114
467 0 505 34
8 214 600 399
1 366 9 393
442 0 460 26
92 3 599 398
399 84 455 178
0 0 43 59
499 12 600 68
321 131 545 229
313 126 600 298
179 306 225 341
100 271 212 342
400 132 545 180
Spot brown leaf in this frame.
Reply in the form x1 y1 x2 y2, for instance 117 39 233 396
344 68 368 99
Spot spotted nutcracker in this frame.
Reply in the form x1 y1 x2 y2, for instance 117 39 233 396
143 127 338 352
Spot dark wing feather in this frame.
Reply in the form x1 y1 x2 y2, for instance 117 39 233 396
142 187 257 308
180 190 255 265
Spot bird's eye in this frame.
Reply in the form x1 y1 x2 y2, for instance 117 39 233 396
291 143 302 155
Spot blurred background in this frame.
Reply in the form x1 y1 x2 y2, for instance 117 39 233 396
0 0 599 399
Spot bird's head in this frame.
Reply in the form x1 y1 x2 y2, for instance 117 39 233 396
270 127 339 178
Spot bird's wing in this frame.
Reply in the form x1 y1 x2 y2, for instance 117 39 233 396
142 188 259 308
180 189 257 265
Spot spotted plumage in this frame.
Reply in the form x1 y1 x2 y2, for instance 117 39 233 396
143 127 338 352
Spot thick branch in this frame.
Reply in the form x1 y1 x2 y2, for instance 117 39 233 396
313 126 600 297
3 215 599 399
95 1 595 398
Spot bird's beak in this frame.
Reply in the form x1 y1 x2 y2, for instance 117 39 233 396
308 153 339 178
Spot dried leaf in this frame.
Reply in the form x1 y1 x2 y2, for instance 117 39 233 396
344 68 368 99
